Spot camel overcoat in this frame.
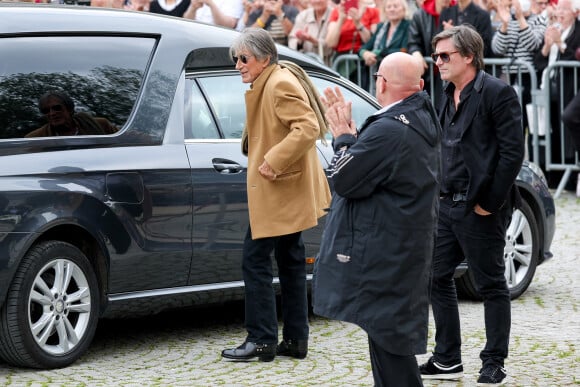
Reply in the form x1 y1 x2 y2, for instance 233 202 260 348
244 64 331 239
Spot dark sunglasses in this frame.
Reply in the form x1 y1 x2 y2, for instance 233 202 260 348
431 51 459 63
373 72 388 82
40 104 64 115
232 54 253 64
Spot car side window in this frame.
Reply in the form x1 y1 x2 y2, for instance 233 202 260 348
186 84 220 139
190 72 377 141
0 36 154 139
197 76 247 139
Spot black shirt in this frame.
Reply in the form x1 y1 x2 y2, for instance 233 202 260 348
440 79 476 194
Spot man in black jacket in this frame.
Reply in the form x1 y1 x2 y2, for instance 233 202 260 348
313 52 441 387
439 0 493 58
419 25 524 386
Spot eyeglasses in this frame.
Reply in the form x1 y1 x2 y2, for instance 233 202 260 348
431 51 459 63
373 72 388 82
40 104 64 115
232 54 253 64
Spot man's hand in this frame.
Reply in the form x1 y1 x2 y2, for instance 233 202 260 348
263 0 283 19
190 0 204 11
474 204 492 216
362 50 378 66
258 160 277 181
321 87 356 139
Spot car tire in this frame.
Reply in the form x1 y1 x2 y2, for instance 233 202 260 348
0 241 99 369
455 200 540 301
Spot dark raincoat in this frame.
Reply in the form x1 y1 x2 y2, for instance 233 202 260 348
313 91 441 356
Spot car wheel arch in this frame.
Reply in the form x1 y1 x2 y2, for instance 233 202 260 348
0 240 101 368
516 183 546 262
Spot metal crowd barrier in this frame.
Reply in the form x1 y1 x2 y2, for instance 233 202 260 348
329 55 580 197
331 54 371 92
542 61 580 198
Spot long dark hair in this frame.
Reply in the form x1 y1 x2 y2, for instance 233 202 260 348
431 25 485 71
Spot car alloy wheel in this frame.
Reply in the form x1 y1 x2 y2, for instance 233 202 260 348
0 241 99 369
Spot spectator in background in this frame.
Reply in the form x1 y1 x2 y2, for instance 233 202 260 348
125 0 150 11
530 0 554 23
491 0 546 134
246 0 299 45
439 0 493 58
534 0 580 189
408 0 452 106
289 0 334 65
289 0 310 12
90 0 113 6
237 0 264 31
563 91 580 151
562 41 580 156
183 0 244 28
359 0 410 90
149 0 191 17
325 0 380 81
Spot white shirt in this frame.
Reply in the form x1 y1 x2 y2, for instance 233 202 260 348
195 0 244 25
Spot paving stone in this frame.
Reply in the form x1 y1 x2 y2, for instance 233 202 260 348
0 193 578 386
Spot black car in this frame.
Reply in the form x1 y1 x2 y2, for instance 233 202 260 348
0 4 555 369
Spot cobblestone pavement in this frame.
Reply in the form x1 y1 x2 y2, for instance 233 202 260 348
0 193 578 387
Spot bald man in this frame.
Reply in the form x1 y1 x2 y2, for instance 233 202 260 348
313 52 441 387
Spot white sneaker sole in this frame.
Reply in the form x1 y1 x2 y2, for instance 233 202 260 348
476 380 506 386
421 372 464 380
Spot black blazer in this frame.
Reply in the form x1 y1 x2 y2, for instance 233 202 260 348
438 71 525 213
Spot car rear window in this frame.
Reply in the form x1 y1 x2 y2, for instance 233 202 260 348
0 36 155 139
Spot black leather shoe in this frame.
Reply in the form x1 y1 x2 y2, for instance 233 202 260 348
221 342 275 362
276 339 308 359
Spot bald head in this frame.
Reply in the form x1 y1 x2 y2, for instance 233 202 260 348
376 52 424 105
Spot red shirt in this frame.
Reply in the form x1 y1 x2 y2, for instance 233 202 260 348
329 6 380 54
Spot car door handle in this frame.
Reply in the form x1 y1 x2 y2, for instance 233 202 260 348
212 159 244 174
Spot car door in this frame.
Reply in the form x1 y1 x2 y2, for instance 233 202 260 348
183 70 380 287
184 73 249 286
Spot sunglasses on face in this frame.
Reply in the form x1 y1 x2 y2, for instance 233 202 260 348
40 104 64 115
232 54 253 64
431 51 459 63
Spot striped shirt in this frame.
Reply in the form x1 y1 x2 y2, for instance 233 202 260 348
491 14 546 73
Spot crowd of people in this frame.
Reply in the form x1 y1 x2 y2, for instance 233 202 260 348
48 0 575 191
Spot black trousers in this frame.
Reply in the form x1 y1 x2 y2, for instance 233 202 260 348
242 226 308 344
368 336 423 387
430 197 511 367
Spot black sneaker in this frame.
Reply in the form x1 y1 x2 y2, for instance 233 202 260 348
477 364 507 386
419 356 464 380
